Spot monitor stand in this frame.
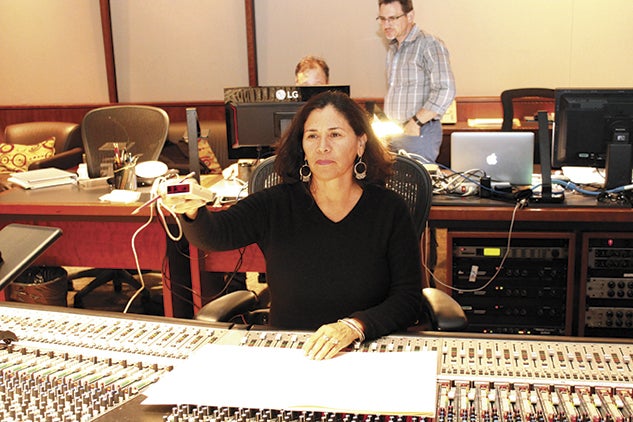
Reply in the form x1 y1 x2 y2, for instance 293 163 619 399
186 107 201 183
531 111 564 203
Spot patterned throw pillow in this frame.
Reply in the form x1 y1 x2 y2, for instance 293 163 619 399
197 137 222 174
0 138 56 172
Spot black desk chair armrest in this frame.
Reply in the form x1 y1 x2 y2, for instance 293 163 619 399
29 147 84 171
195 290 259 323
196 286 468 333
420 287 468 331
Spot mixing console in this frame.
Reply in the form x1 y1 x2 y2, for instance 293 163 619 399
2 302 633 421
0 303 224 421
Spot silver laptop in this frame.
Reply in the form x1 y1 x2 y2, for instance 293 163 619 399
450 132 534 185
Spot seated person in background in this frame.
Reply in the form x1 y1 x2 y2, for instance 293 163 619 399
166 91 423 360
294 55 330 85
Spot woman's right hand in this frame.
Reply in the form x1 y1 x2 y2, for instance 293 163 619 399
161 195 205 216
159 179 206 216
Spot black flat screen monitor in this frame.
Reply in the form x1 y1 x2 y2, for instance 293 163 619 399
225 101 303 160
225 85 350 160
553 88 633 189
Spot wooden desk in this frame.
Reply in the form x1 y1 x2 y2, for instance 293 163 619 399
1 180 629 324
0 182 265 318
430 192 632 227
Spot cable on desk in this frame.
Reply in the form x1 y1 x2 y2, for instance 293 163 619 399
435 169 486 196
154 177 185 242
395 149 485 196
530 179 633 206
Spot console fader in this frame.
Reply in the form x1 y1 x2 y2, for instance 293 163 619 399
0 302 225 421
2 302 633 421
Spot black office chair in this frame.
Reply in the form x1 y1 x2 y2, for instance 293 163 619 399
501 88 555 131
69 105 169 309
247 156 282 193
81 105 170 178
195 154 468 332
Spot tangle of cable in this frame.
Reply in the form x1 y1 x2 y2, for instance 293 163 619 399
123 198 157 313
123 175 191 313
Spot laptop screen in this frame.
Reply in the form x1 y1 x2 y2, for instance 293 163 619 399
450 132 534 185
0 224 62 290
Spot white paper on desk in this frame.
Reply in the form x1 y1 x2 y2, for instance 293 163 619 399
142 344 438 416
210 178 248 200
98 189 141 203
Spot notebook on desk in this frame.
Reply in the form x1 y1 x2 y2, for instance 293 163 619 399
450 132 534 185
7 168 77 190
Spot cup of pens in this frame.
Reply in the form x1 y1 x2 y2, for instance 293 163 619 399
112 145 139 191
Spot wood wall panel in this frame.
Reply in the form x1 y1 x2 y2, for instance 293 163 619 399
0 102 226 130
1 97 501 129
0 95 552 170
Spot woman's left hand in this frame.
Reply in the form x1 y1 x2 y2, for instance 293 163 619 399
302 320 358 360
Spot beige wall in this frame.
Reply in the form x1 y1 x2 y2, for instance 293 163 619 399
419 0 633 95
110 0 249 102
0 0 108 105
1 0 632 105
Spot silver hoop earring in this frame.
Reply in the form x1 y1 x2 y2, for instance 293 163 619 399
354 156 367 180
299 160 312 182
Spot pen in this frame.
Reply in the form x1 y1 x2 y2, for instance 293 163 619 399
113 143 120 165
130 172 197 215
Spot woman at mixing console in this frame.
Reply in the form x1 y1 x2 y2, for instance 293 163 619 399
165 91 423 360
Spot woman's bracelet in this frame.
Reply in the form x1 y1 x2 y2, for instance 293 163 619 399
338 318 365 343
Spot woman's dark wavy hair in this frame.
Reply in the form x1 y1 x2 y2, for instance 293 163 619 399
274 90 393 185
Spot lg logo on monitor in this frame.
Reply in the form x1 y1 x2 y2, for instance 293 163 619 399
275 89 299 101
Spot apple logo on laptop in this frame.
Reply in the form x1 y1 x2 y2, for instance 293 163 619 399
486 153 498 166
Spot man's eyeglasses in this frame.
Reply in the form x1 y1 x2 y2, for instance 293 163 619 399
376 13 406 24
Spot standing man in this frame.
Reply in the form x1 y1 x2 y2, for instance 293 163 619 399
378 0 455 162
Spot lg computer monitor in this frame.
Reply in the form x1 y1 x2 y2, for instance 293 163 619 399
225 101 303 160
553 88 633 189
225 85 351 160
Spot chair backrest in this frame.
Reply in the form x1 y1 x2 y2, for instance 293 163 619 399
4 121 81 153
386 154 433 240
501 88 555 131
81 105 169 178
248 154 433 239
248 156 282 194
